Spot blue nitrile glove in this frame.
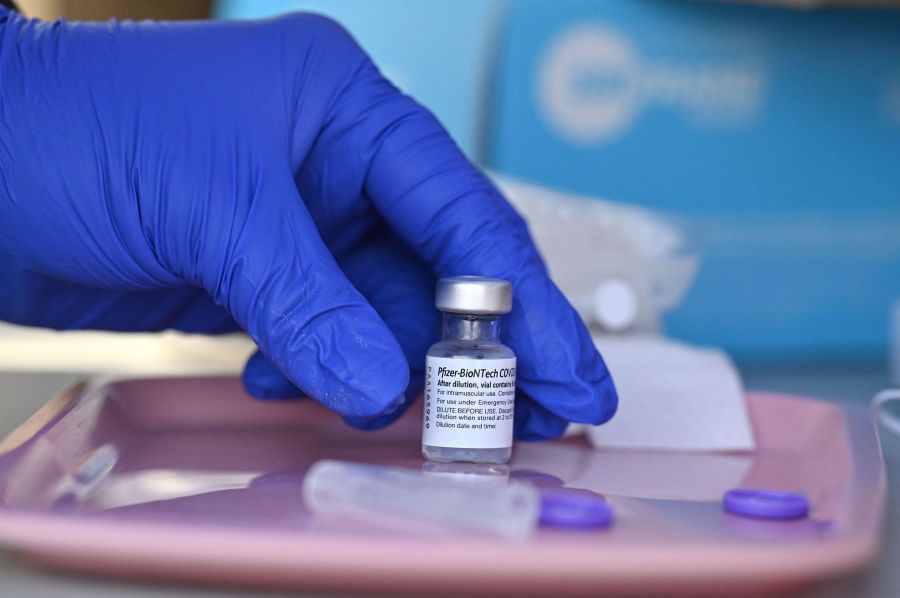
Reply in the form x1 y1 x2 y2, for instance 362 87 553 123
0 9 616 439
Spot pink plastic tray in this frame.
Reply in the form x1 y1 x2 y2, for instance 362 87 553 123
0 376 885 596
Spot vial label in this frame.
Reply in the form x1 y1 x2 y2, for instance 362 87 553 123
422 356 516 449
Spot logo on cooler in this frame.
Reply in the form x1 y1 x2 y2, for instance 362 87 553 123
536 24 766 144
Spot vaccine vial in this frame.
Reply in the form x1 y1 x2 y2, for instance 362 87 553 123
422 276 517 464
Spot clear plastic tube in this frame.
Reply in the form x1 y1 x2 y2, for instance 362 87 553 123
302 460 539 539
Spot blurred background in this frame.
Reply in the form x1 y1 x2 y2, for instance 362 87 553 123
9 0 900 375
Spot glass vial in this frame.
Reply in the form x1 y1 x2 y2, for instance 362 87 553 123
422 276 516 464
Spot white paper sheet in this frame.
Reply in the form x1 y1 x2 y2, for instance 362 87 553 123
573 335 756 452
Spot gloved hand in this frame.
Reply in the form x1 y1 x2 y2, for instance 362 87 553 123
0 9 616 439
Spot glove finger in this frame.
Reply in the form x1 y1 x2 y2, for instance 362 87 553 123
242 350 303 401
213 172 408 419
336 229 437 430
242 228 438 430
314 72 617 434
513 392 571 442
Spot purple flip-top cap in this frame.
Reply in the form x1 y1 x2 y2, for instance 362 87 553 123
723 488 810 520
539 488 613 529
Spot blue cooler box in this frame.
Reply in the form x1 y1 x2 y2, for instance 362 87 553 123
491 0 900 363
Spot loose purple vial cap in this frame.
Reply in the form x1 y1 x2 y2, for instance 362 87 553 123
723 488 810 520
539 488 613 529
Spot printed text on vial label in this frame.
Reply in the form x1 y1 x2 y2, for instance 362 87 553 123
422 356 516 449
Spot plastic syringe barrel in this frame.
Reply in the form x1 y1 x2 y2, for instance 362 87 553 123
302 460 539 539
